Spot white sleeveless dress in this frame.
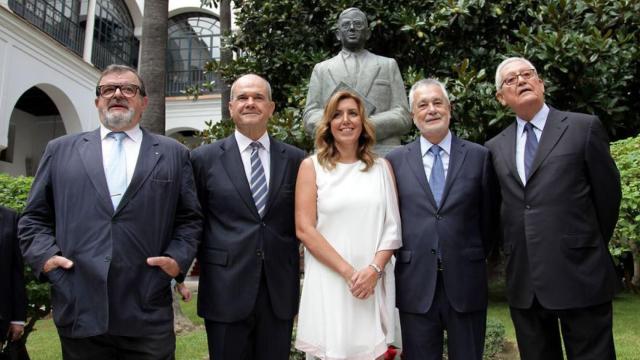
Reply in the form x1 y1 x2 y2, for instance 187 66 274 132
295 155 402 360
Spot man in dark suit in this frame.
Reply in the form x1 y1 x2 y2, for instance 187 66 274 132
18 65 202 359
485 57 621 360
387 79 496 359
0 205 26 346
192 74 305 360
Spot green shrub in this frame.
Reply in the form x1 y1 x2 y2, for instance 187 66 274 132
484 318 506 358
610 135 640 285
0 173 32 211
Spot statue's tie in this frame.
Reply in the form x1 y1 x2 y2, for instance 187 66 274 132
524 122 538 179
106 132 127 210
250 142 268 217
429 144 445 207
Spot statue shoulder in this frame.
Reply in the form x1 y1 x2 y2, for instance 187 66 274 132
314 54 341 71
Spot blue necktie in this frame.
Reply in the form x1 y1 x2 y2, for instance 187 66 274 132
524 122 538 179
250 142 268 217
429 144 445 207
106 132 127 210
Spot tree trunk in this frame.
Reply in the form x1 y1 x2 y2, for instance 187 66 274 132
219 0 232 120
139 0 168 135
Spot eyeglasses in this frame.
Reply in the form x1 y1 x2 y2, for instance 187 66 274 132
96 84 142 98
501 69 537 87
339 20 366 31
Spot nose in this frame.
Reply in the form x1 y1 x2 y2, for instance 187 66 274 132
427 103 437 113
113 87 125 98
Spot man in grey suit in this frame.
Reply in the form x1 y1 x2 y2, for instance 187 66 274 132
304 7 411 149
387 79 496 359
485 57 621 360
192 74 305 360
18 64 202 359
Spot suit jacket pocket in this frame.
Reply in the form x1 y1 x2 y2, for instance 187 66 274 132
396 250 412 264
463 247 486 261
48 268 75 327
144 268 172 308
563 234 598 248
201 248 229 266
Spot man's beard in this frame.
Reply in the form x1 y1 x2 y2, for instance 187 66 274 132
102 107 135 130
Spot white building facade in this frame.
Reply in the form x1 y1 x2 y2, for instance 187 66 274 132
0 0 228 176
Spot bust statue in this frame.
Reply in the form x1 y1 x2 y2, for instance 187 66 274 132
303 7 411 151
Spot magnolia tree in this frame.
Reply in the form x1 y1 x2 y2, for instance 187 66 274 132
196 0 639 151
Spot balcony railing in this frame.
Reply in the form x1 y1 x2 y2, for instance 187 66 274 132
9 0 84 56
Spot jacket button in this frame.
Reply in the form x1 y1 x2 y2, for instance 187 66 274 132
525 204 531 210
104 256 112 262
256 250 263 257
431 249 436 254
436 215 442 220
261 222 266 227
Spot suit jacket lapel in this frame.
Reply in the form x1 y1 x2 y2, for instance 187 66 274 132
77 129 112 210
355 51 381 97
497 122 523 187
528 108 568 181
440 135 467 207
220 135 259 217
263 138 286 216
405 139 438 207
116 128 162 214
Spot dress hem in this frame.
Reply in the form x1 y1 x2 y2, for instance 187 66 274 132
295 338 388 360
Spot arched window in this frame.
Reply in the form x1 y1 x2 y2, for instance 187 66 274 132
166 12 221 96
92 0 138 69
9 0 84 55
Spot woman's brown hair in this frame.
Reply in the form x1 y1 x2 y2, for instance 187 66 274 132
315 91 376 171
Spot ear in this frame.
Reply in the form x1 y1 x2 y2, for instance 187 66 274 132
496 91 506 106
95 98 99 108
335 30 341 42
267 100 276 116
141 96 149 111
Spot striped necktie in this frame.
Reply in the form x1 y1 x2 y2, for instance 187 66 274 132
249 142 268 217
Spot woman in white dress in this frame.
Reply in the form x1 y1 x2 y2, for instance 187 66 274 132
295 91 402 359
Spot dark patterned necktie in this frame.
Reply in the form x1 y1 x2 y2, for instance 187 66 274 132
429 144 445 207
250 142 268 217
524 122 539 179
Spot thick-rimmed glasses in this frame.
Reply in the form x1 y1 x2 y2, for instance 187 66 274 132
96 84 142 98
501 69 537 88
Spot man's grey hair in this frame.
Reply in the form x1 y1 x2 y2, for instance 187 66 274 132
97 64 146 96
408 78 450 110
338 7 368 25
495 57 537 90
230 74 272 101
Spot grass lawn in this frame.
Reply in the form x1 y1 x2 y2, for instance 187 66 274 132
24 290 640 359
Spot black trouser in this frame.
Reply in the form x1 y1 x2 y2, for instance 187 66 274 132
510 298 615 360
204 271 293 360
59 331 175 360
400 271 486 360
